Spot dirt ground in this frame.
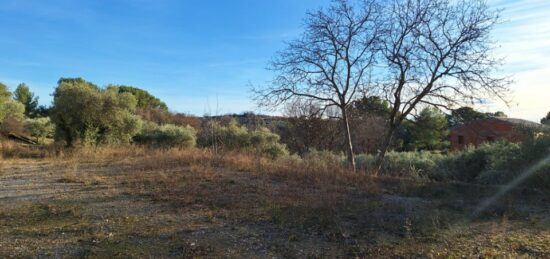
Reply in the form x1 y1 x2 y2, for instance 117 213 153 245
0 157 549 258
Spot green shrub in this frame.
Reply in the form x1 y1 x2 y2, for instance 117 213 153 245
249 128 288 159
108 85 168 111
439 142 520 182
272 150 347 174
0 83 25 124
206 119 250 150
356 151 445 180
303 149 345 166
361 136 549 189
50 78 142 146
466 141 521 183
201 119 288 159
135 123 196 148
518 135 550 187
472 136 550 188
24 117 55 143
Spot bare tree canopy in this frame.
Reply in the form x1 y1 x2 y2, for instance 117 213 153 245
254 0 509 169
377 0 510 163
253 0 383 169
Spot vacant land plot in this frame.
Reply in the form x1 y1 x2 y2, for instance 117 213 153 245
0 153 549 258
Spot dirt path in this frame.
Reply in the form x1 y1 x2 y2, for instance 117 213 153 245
0 160 331 257
0 160 173 257
0 161 86 204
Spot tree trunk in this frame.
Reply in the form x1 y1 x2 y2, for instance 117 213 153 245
375 126 395 174
341 108 356 171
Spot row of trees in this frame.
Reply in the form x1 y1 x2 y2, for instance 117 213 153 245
274 94 510 155
0 78 289 159
254 0 510 170
0 78 178 146
0 83 54 142
0 77 542 163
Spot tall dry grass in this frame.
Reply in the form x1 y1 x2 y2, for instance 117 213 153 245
0 140 57 159
1 140 381 190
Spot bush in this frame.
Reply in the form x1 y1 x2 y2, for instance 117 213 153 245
356 151 445 180
200 119 288 159
50 78 142 146
358 135 550 189
24 117 55 143
303 149 345 166
442 141 521 182
0 83 25 125
473 137 550 188
249 128 289 159
134 123 196 148
109 85 168 111
0 101 25 124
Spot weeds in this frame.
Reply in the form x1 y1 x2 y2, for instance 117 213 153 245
0 144 548 257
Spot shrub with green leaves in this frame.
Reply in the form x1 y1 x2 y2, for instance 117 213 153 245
134 122 196 148
107 85 168 111
201 119 288 159
303 149 345 165
0 83 25 124
50 78 142 146
249 128 289 159
0 83 25 136
472 136 550 188
356 151 445 180
441 141 521 182
24 117 55 143
356 135 549 189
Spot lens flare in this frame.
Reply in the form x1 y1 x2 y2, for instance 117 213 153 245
473 153 550 217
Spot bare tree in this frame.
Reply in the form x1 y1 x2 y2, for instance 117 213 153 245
375 0 510 165
282 100 342 154
253 0 382 170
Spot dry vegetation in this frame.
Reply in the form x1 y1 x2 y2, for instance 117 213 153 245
0 143 549 258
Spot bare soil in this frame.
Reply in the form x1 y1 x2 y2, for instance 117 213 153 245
0 158 549 258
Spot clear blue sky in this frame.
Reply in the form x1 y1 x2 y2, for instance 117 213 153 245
0 0 548 120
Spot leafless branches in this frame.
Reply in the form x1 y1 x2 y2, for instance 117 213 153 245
253 0 383 169
376 0 510 162
254 0 510 168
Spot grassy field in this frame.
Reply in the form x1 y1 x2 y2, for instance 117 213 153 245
0 147 549 258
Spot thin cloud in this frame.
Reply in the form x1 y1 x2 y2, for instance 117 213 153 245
484 0 550 121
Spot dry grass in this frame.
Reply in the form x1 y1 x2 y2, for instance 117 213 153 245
0 140 57 158
0 144 549 257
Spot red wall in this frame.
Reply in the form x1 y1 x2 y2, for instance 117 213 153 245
450 119 527 151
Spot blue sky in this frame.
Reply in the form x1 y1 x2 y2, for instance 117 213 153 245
0 0 548 121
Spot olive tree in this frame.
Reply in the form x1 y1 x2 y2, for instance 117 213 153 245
24 117 55 143
0 83 25 124
253 0 382 169
107 85 168 111
50 78 142 146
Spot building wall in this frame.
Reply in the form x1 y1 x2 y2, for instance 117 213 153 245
450 119 527 151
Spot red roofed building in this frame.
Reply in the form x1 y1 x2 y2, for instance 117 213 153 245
450 117 542 151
